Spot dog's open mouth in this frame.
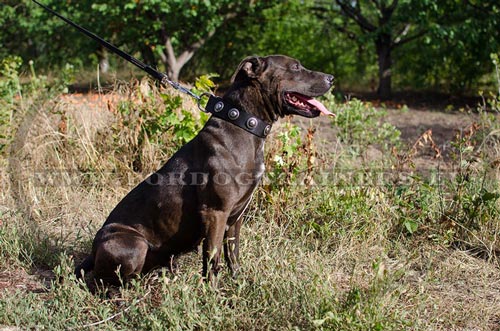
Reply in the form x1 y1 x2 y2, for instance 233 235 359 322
284 92 335 117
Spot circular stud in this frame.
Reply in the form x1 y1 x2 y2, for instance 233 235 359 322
214 101 224 112
246 117 258 129
263 125 271 136
228 108 240 120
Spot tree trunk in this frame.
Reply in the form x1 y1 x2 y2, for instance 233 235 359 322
164 52 194 82
141 46 157 69
375 34 392 100
166 64 183 83
97 46 109 74
158 13 231 81
157 38 196 82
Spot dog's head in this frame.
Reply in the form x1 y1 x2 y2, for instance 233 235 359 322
231 55 334 119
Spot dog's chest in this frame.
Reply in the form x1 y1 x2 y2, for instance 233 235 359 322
253 143 266 180
255 161 265 179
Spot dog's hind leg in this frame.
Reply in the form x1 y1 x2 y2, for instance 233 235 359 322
75 255 94 279
93 236 149 285
224 218 242 278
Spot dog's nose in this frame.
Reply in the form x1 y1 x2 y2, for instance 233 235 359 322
325 75 334 85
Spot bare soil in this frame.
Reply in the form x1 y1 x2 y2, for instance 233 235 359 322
293 102 483 163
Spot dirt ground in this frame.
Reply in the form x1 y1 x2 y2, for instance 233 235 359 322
293 102 483 160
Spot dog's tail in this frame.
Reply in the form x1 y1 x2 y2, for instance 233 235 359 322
75 255 94 279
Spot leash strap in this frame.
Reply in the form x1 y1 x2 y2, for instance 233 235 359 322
31 0 200 100
205 96 272 138
32 0 272 138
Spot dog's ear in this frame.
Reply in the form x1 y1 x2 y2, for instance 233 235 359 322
231 56 266 83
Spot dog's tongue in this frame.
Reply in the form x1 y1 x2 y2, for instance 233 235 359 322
305 96 335 117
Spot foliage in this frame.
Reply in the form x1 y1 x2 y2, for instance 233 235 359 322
1 1 498 94
266 122 303 188
0 57 21 153
192 0 363 88
111 77 211 172
0 56 22 101
313 0 500 97
250 1 349 75
332 97 401 154
386 106 500 241
84 0 270 79
442 110 500 241
1 19 500 331
394 2 500 92
0 1 91 70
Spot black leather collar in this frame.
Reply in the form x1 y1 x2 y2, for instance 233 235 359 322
205 96 272 139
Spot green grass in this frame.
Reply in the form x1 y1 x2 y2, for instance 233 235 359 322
0 203 410 330
1 65 500 330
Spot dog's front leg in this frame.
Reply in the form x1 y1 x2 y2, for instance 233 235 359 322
201 210 229 284
224 218 242 278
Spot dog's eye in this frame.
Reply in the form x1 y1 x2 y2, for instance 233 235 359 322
291 63 301 71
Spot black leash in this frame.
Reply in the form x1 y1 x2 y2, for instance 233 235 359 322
31 0 272 138
31 0 200 101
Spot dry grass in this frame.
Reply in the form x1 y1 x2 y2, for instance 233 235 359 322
1 81 499 330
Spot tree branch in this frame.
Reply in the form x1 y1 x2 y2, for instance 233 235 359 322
164 37 177 68
157 46 167 65
387 0 399 12
186 11 236 53
370 0 381 10
161 6 241 79
332 22 360 40
393 23 411 44
392 29 428 48
464 0 494 13
335 0 376 32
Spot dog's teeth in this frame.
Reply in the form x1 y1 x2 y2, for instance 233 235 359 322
291 96 298 102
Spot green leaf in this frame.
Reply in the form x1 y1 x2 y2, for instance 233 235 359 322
404 220 418 234
481 191 500 202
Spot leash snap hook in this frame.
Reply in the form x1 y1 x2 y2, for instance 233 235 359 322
197 93 213 113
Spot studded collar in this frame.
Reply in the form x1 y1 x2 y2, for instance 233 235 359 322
204 96 272 139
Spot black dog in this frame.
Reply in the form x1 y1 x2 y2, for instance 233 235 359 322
75 55 334 285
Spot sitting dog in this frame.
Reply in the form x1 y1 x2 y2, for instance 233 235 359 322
75 55 334 285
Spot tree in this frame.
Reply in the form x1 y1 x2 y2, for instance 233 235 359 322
3 0 498 95
315 0 437 99
395 1 500 93
191 0 361 89
316 0 500 99
0 1 98 70
88 0 264 81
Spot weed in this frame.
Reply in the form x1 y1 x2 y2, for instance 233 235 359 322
0 56 22 153
331 97 401 156
266 121 304 189
1 68 500 330
111 78 210 172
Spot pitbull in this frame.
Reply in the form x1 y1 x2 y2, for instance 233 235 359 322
75 55 334 285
